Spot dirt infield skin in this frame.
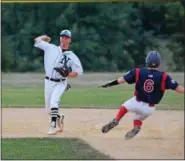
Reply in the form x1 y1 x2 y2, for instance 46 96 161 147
2 108 184 159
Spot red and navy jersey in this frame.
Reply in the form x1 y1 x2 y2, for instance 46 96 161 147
123 68 178 104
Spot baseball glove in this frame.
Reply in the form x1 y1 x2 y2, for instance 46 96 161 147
54 64 72 77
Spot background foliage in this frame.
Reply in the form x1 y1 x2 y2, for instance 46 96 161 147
2 1 184 72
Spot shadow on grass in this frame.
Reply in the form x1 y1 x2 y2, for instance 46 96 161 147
2 137 112 160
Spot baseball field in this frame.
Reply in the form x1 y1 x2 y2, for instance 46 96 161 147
1 72 184 159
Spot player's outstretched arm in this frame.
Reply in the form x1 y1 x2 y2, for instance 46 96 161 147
98 77 126 88
166 75 184 94
34 35 51 43
175 85 184 94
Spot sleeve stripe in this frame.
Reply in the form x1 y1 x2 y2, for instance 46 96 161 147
135 68 140 83
161 72 168 92
134 68 140 96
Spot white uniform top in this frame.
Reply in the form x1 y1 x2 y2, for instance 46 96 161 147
34 39 83 79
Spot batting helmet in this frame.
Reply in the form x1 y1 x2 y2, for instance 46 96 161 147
146 51 161 68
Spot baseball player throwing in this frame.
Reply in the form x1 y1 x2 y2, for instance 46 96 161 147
34 30 83 135
99 51 184 139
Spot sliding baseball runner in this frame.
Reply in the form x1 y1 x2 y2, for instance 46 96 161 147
99 51 184 139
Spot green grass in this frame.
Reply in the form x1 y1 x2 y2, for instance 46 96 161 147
1 137 111 160
2 73 184 110
2 85 184 109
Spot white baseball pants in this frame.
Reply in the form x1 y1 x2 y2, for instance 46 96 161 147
123 96 155 121
44 79 67 114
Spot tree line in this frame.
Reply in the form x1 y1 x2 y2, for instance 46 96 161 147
2 1 184 72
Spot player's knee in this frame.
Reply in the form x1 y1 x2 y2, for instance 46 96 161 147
121 105 128 112
122 104 130 112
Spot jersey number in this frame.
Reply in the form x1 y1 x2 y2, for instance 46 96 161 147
144 79 154 93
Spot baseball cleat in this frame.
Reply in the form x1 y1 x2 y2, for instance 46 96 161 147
102 119 119 133
48 121 57 135
125 126 141 140
56 114 64 132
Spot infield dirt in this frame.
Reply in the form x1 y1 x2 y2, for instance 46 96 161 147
2 108 184 159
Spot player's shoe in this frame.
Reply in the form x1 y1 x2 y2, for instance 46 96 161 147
101 119 119 133
48 121 57 135
56 114 64 132
125 126 141 140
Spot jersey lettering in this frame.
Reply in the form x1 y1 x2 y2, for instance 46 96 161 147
144 79 154 93
59 55 70 65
